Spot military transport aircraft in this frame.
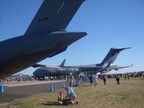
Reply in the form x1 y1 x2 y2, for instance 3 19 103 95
0 0 87 79
33 47 133 78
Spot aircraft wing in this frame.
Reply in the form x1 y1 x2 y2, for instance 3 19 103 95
78 66 101 72
25 0 85 35
98 64 134 72
78 64 133 73
32 64 62 69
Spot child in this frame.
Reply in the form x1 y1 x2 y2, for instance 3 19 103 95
58 92 65 104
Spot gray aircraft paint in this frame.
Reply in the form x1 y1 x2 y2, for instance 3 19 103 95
0 0 87 78
33 47 133 78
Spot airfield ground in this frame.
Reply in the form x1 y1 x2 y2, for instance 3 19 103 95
0 78 144 108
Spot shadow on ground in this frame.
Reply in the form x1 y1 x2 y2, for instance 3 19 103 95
42 101 67 106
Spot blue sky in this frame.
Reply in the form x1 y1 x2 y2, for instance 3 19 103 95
0 0 144 75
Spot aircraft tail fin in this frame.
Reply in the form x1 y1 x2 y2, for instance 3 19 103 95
100 47 131 67
106 60 112 68
59 59 66 67
24 0 85 36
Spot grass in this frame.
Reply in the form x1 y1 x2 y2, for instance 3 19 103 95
2 78 144 108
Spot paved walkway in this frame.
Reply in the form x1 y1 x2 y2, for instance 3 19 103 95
0 80 68 103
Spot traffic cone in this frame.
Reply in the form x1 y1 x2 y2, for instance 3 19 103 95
50 83 54 91
73 79 76 86
62 82 65 88
0 82 4 93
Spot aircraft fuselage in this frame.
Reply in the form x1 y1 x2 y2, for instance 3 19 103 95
33 67 79 78
0 31 86 78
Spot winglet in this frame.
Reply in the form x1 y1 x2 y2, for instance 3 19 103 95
130 64 133 67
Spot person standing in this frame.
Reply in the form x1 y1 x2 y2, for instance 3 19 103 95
68 73 74 87
93 74 98 86
116 74 120 85
95 74 98 85
103 74 106 85
89 74 93 86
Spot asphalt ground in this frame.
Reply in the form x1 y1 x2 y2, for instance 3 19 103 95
0 80 68 103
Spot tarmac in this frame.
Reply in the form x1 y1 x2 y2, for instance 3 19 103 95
0 80 68 104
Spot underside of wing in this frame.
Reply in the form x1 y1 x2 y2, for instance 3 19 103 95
78 67 99 72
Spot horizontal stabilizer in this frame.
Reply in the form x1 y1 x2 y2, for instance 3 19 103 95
111 47 132 51
118 64 133 69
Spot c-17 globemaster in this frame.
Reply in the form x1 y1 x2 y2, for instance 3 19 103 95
33 47 133 78
0 0 87 79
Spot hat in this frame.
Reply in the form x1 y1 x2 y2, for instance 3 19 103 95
59 92 62 94
70 73 72 75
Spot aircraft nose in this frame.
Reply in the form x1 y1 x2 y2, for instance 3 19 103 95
33 70 38 76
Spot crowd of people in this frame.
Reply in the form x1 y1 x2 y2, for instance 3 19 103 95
1 71 143 105
56 72 122 105
58 71 144 105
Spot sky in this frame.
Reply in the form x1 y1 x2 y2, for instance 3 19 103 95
0 0 144 75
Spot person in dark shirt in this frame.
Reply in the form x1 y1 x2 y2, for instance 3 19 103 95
103 74 106 85
116 74 120 85
89 74 93 86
